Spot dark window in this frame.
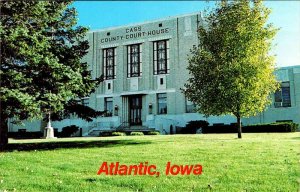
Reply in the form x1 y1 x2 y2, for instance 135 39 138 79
127 44 142 77
153 40 169 75
105 97 113 117
107 32 110 36
274 82 291 107
160 78 164 85
159 23 162 27
186 99 196 113
108 83 111 90
103 48 116 79
157 93 167 114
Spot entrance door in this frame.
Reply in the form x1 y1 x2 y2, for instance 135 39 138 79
129 96 142 125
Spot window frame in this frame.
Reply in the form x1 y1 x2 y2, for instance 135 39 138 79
103 47 116 80
104 97 113 117
157 93 167 114
81 98 89 107
274 81 291 108
153 40 170 75
186 99 196 113
127 44 142 77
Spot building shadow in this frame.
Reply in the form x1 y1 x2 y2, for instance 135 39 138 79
4 139 152 152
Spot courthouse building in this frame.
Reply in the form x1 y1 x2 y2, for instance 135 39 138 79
9 12 300 135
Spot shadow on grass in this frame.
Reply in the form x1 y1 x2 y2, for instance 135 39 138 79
291 137 300 140
5 139 152 152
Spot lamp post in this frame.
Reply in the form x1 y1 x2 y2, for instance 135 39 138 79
114 105 119 116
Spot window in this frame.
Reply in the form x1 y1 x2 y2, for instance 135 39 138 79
186 100 196 113
127 44 142 77
103 48 116 79
157 93 167 114
274 82 291 107
81 98 89 106
153 40 169 75
104 97 113 117
77 98 89 106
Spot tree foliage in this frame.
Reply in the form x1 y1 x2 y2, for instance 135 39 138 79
0 0 102 149
184 0 279 138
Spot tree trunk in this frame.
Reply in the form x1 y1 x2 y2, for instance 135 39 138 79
0 116 8 151
237 115 242 139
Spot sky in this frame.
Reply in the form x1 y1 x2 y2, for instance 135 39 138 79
73 1 300 68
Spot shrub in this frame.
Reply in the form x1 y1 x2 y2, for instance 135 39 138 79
181 120 209 134
60 125 79 137
112 132 126 136
99 132 112 137
147 131 160 135
130 132 144 136
243 122 298 132
202 122 298 133
8 131 43 139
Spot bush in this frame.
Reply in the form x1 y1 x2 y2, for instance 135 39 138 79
181 120 209 134
112 132 126 136
130 132 144 136
8 131 43 139
147 131 160 135
202 122 298 133
243 122 298 132
60 125 79 137
99 132 112 137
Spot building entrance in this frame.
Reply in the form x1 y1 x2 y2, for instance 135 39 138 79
129 96 142 125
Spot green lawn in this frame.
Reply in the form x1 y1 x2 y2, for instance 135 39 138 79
0 133 299 192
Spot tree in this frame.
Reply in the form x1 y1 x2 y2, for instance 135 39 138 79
184 0 279 138
0 0 102 150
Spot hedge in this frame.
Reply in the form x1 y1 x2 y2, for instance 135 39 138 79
8 131 43 139
112 132 126 136
180 120 209 134
60 125 79 137
130 132 144 136
147 131 160 135
243 122 298 132
202 122 298 133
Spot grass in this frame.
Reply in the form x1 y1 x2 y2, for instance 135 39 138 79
0 133 299 192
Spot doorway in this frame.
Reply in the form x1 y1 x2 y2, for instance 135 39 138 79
129 96 142 126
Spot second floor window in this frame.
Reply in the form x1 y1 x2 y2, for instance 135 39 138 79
154 40 169 75
274 81 291 107
103 48 116 79
128 44 142 77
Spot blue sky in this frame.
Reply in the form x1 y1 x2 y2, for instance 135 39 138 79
73 1 300 67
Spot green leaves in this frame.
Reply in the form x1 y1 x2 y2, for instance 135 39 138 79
184 0 279 118
0 1 101 122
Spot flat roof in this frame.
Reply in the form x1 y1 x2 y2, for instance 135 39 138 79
88 11 201 33
276 65 300 70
